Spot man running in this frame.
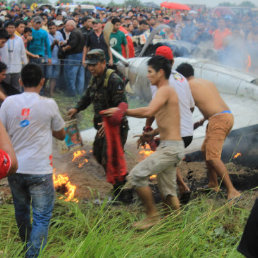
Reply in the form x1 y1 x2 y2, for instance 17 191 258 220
176 63 240 201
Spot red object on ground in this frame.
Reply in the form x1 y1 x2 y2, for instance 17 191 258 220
160 2 191 11
100 103 128 185
0 149 11 180
119 27 135 58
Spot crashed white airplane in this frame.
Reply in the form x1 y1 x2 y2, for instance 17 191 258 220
112 48 258 153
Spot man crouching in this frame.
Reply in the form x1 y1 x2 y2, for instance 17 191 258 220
102 56 184 229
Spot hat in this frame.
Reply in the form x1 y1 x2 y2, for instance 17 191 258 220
155 46 174 61
93 19 101 24
85 49 105 65
32 16 43 24
55 20 64 26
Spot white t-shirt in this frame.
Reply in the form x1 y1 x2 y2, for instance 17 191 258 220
0 92 65 174
151 71 195 137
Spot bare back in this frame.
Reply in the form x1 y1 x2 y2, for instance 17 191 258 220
189 78 229 119
152 85 181 141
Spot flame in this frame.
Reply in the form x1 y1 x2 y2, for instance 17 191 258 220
72 150 86 161
246 55 252 72
78 159 88 168
139 144 154 158
233 152 242 159
53 169 78 203
150 175 157 180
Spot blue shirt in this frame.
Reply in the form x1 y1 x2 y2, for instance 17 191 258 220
27 28 51 58
48 31 64 64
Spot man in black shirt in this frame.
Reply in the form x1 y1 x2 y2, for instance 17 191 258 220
82 19 113 66
61 20 85 96
80 16 93 43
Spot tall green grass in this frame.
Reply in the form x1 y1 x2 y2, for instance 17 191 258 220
0 191 251 258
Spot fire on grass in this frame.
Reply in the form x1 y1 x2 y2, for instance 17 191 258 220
233 152 242 159
138 144 157 180
52 149 90 203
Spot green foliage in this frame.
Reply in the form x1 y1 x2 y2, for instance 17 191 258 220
239 1 256 7
124 0 143 8
0 192 252 257
218 2 237 7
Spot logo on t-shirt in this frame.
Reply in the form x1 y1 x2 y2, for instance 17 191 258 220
110 37 118 47
173 73 185 83
20 108 30 128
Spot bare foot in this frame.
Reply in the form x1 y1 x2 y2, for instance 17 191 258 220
197 185 221 193
227 190 241 201
133 215 160 230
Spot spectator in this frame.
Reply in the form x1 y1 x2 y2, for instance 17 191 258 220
0 21 28 92
0 62 20 103
213 19 231 50
61 20 85 96
133 20 149 36
83 19 113 66
15 20 26 37
110 18 129 63
80 16 93 42
0 28 10 48
47 22 64 97
0 63 65 257
27 16 52 70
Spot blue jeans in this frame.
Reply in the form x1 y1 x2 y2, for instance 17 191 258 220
64 53 85 96
8 173 55 258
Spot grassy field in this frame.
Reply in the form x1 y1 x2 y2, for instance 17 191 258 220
0 190 253 258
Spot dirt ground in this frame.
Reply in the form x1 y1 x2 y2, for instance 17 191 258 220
1 141 258 205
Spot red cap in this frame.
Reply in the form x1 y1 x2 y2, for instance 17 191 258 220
155 46 174 60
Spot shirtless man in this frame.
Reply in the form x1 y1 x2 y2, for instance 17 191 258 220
102 56 184 229
176 63 240 201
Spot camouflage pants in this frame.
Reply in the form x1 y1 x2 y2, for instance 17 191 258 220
93 123 128 173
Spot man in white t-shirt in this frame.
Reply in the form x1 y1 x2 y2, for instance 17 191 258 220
0 64 65 258
142 46 194 203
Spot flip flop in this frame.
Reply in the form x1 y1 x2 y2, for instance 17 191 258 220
180 191 191 205
227 195 243 205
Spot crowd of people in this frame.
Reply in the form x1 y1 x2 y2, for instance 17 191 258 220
0 2 258 258
0 3 256 99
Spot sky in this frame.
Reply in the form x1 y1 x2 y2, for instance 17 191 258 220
106 0 257 7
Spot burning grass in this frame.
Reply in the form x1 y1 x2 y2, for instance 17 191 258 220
0 189 255 257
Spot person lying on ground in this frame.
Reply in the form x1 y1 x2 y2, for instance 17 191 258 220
176 62 240 201
102 56 184 230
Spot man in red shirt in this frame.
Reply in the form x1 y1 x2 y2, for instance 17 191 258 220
213 19 231 50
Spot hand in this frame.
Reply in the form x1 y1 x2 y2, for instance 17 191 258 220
34 54 39 59
97 122 105 137
48 58 52 65
67 108 78 119
100 107 119 117
109 59 113 66
135 131 154 149
194 118 205 130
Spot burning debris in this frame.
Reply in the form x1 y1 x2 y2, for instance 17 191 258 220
53 169 78 203
138 144 154 159
233 153 242 159
72 150 90 168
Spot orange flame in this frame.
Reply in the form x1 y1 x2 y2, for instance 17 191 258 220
150 175 157 180
233 152 242 159
53 169 78 203
139 144 154 158
246 55 251 72
72 150 86 162
78 159 88 168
